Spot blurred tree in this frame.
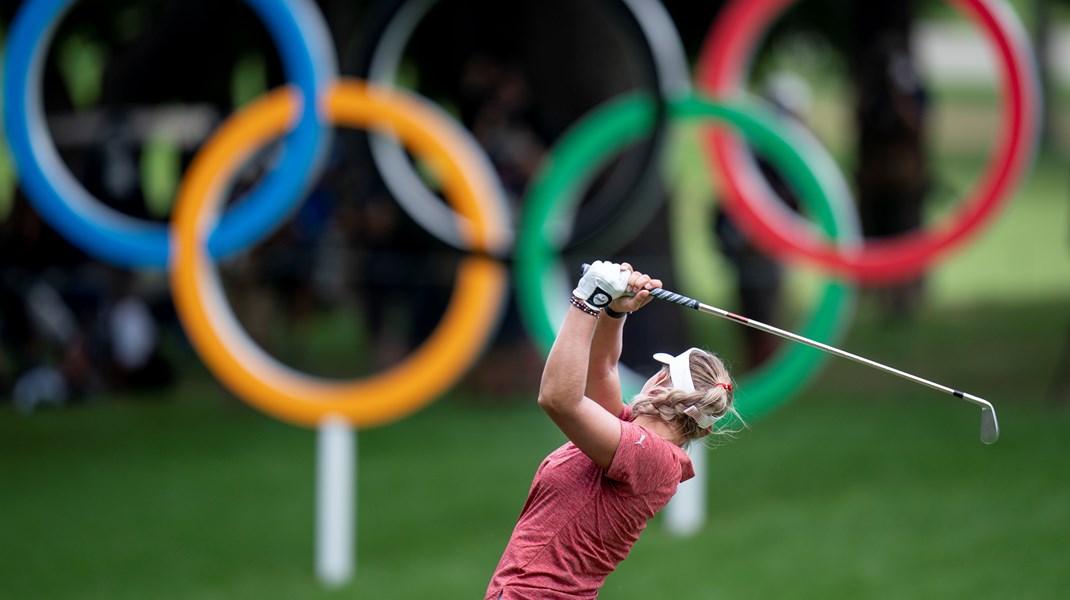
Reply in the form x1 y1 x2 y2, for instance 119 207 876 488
1032 0 1052 149
850 1 930 318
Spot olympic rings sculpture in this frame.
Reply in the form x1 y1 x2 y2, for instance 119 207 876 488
2 0 1039 428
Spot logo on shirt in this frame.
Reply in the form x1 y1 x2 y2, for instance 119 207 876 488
635 433 646 448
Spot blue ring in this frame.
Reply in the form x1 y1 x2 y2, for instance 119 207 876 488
2 0 336 267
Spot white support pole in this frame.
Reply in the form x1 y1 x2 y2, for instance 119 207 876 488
316 416 355 586
664 443 706 537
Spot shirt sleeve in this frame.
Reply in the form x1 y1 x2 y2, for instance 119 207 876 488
605 420 689 492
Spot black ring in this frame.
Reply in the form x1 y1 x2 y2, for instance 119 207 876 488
344 0 690 254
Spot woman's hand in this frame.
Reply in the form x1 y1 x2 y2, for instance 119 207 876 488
573 260 631 310
607 263 662 315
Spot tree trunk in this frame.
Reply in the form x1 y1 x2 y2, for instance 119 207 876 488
1032 0 1055 150
851 0 930 316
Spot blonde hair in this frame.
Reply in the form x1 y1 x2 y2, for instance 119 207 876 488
631 350 743 446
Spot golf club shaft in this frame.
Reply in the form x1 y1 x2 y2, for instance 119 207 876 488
644 286 992 410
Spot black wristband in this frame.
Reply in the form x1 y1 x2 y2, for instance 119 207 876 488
603 306 629 319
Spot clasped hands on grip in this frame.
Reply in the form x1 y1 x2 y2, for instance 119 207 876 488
573 261 662 314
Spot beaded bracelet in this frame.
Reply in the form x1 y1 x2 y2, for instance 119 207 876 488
569 295 601 318
603 306 629 319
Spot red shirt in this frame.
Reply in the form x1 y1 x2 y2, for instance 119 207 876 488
485 406 695 599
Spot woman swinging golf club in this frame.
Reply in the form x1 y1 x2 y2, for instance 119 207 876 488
486 260 739 599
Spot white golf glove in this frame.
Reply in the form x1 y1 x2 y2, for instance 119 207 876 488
573 261 630 310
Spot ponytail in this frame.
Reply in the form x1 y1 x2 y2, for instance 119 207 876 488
631 350 743 445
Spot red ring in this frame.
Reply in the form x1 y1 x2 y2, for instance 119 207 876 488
696 0 1040 283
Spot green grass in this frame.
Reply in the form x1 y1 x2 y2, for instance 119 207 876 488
2 294 1070 599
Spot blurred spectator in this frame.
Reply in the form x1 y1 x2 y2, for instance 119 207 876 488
465 58 547 202
1 198 97 412
458 57 546 396
0 196 175 410
103 278 173 391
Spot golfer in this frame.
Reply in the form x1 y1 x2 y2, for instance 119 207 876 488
486 261 738 599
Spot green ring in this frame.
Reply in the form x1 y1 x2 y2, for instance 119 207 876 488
516 92 858 422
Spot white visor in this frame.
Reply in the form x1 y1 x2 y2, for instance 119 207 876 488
653 348 719 429
652 348 700 393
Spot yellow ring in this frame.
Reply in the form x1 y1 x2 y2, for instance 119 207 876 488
169 80 509 428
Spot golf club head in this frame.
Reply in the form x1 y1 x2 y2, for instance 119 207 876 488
980 405 1000 444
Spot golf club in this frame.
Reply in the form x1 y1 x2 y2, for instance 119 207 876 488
581 264 1000 444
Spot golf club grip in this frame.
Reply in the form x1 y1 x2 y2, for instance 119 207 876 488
579 263 700 309
646 287 700 309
